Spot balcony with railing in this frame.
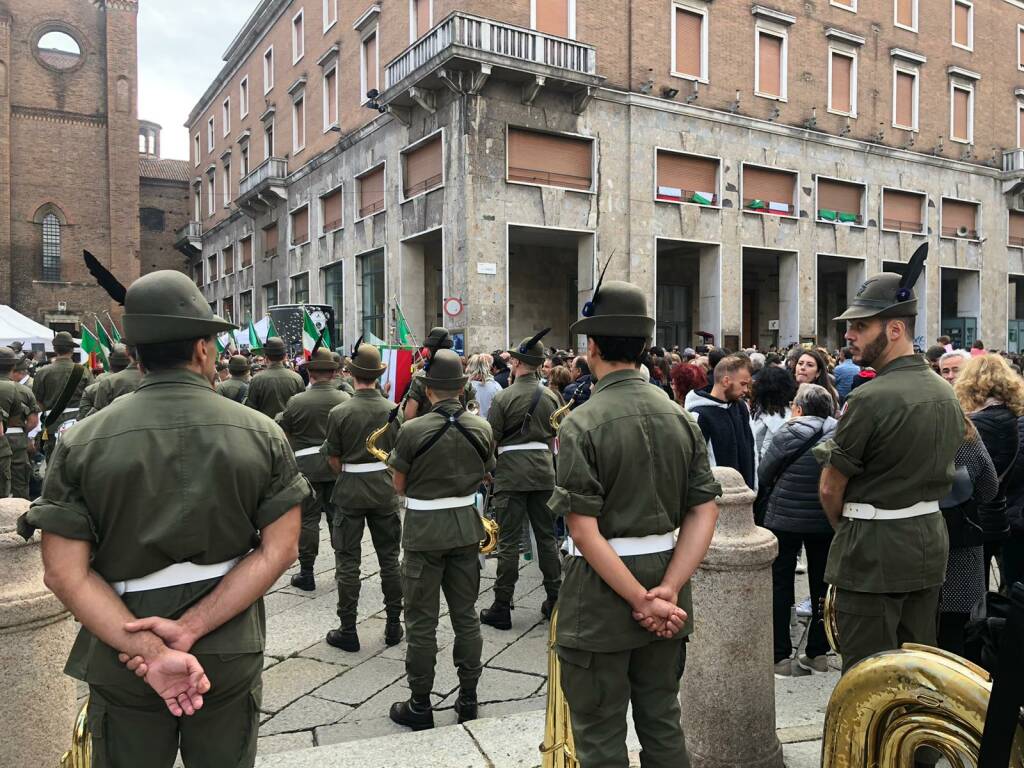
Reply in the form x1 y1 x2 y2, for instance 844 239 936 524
237 157 288 216
174 220 203 256
382 12 603 115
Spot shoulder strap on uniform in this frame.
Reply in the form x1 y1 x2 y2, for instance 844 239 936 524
414 408 490 463
234 382 249 403
501 384 545 442
44 364 85 428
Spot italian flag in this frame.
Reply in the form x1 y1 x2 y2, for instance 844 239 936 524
381 347 415 404
81 327 108 371
301 309 319 360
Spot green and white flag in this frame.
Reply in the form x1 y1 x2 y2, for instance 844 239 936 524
302 309 319 360
81 327 109 371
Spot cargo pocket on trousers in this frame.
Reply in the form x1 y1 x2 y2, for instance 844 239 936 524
239 682 263 767
834 591 889 660
556 646 602 715
401 558 425 604
86 698 109 768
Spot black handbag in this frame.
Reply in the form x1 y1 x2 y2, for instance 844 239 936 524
753 426 823 526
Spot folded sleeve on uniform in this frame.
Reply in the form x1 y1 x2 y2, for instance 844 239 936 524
547 423 604 518
388 428 413 475
255 435 313 529
683 420 722 508
24 442 96 541
322 410 343 457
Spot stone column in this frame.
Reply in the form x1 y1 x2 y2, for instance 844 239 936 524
0 498 77 768
681 467 783 768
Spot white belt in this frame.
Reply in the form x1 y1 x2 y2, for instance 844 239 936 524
62 407 78 415
497 441 550 455
342 461 388 474
842 501 940 521
563 530 678 557
6 428 23 434
110 557 241 596
406 494 476 511
294 446 321 457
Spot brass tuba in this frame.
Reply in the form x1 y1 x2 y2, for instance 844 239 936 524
539 607 578 767
822 644 1024 767
61 698 91 768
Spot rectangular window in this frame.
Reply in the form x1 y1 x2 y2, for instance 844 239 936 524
207 254 218 284
829 49 856 116
1019 26 1024 71
240 236 253 268
264 121 274 160
882 188 925 233
193 133 200 166
292 9 305 63
222 296 233 323
942 198 979 239
222 245 234 276
323 262 344 345
207 175 215 216
323 0 337 31
412 0 432 40
263 222 279 258
655 150 719 205
222 162 231 207
403 135 443 198
323 66 338 129
742 165 796 216
264 282 278 310
41 214 61 281
207 116 215 151
895 0 917 31
1019 104 1024 149
358 165 386 218
1010 211 1024 247
193 185 201 221
951 84 973 144
534 0 572 38
193 263 203 286
240 77 249 118
817 178 864 224
756 30 786 100
507 127 593 191
263 46 274 94
893 67 918 130
359 251 385 339
240 144 250 178
293 95 305 152
222 98 230 136
239 291 252 325
672 4 707 81
831 0 856 10
321 187 343 232
952 1 972 50
291 273 310 304
361 32 379 100
291 205 310 246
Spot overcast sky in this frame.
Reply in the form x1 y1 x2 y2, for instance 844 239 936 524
138 0 261 161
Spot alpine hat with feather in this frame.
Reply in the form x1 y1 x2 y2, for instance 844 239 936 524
835 243 928 321
306 347 340 371
510 328 550 367
423 348 468 390
122 270 236 345
570 259 655 339
347 338 388 379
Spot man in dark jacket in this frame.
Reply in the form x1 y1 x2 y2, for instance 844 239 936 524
685 355 756 488
758 383 837 676
562 356 592 406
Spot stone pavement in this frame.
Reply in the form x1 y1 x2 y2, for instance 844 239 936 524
242 525 840 767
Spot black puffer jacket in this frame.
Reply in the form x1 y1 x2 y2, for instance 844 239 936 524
970 403 1018 540
1003 416 1024 535
758 415 838 535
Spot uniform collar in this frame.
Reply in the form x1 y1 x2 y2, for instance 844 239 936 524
513 371 540 385
268 361 284 369
431 398 463 415
310 380 336 390
592 367 644 395
875 353 927 377
355 388 383 399
135 368 215 392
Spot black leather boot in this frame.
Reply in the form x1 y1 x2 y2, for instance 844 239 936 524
325 626 360 652
541 596 557 620
384 618 404 646
389 694 434 731
454 689 478 723
290 568 315 591
479 601 512 630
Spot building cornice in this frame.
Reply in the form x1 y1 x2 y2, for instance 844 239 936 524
947 66 980 81
891 47 927 64
751 5 796 25
12 105 105 127
825 28 865 46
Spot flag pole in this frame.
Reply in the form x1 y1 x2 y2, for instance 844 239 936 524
103 311 123 342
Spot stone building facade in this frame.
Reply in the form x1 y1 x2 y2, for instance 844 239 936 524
0 0 140 334
186 0 1024 354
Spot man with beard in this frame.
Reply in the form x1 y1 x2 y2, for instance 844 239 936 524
813 245 964 681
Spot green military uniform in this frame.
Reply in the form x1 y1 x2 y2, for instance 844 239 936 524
813 248 963 674
0 347 32 497
387 349 495 730
321 343 403 651
1 350 40 499
275 348 351 589
77 377 104 420
481 330 561 630
33 332 93 450
21 270 310 768
217 355 251 403
244 337 304 418
93 347 143 412
551 281 722 768
403 327 474 418
15 355 33 390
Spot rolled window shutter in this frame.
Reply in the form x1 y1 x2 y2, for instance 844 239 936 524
758 33 782 97
897 0 914 27
657 151 718 201
942 200 977 237
292 206 309 244
952 89 970 141
326 70 337 125
404 136 443 197
883 190 924 231
895 72 914 128
954 3 970 46
241 237 253 267
830 53 852 113
508 128 593 190
818 179 862 218
264 223 279 252
365 34 378 92
360 166 386 216
416 0 430 37
323 190 343 230
536 0 570 37
1010 211 1024 245
223 246 234 275
743 166 794 211
675 9 702 77
1020 28 1024 68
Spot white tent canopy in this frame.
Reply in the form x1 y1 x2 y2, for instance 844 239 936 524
0 305 67 352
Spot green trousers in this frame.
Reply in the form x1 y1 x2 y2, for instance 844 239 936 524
0 452 11 498
492 490 561 605
402 544 482 696
8 433 30 499
87 652 262 768
332 501 403 626
834 586 942 673
557 638 688 768
298 480 336 571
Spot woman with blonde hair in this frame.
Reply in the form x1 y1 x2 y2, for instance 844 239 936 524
466 353 502 418
954 353 1024 590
